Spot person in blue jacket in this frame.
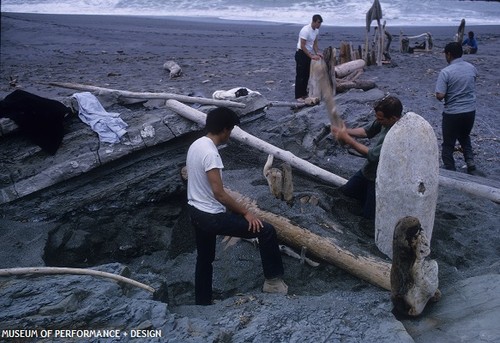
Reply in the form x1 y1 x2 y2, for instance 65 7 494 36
462 31 478 54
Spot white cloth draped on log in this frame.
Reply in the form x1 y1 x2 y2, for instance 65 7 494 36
72 92 128 144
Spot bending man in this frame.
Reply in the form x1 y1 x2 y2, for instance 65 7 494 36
332 96 403 220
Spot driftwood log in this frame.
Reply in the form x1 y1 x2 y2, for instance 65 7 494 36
226 188 392 290
0 267 156 293
163 60 182 78
166 99 348 186
48 82 246 108
456 19 466 44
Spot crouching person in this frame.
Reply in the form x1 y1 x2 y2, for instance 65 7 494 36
186 107 288 305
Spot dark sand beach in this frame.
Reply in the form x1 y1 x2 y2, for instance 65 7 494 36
1 12 499 342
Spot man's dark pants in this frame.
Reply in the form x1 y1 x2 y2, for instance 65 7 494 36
189 206 284 305
295 49 311 99
441 111 475 171
340 170 376 220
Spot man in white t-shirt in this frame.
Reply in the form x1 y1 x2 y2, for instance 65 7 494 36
186 107 287 305
295 14 323 101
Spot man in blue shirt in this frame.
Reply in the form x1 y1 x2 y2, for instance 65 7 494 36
435 42 478 173
462 31 478 54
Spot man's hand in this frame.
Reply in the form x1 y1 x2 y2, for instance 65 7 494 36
244 211 264 233
331 125 349 144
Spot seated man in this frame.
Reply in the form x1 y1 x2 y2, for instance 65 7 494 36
331 96 403 220
186 107 287 305
462 31 478 54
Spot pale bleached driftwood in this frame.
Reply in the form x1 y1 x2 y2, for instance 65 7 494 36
165 99 348 186
0 266 155 293
48 82 246 108
226 188 392 290
163 60 182 78
439 169 500 204
335 59 366 79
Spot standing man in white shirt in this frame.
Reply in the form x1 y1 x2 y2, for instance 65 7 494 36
295 14 324 102
186 107 287 305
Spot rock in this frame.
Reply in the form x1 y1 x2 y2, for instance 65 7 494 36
401 274 500 343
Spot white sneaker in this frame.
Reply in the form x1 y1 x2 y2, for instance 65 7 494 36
263 278 288 295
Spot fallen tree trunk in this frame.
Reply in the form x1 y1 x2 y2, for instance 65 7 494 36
335 59 365 79
439 169 500 204
226 188 392 290
47 82 246 108
336 80 377 93
165 99 348 186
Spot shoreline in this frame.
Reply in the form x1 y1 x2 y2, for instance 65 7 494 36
2 11 500 30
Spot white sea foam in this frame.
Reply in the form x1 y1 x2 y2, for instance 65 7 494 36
2 0 500 26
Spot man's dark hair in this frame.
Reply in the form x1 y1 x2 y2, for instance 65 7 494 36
374 95 403 119
468 31 474 38
205 107 240 134
312 14 323 23
444 41 463 59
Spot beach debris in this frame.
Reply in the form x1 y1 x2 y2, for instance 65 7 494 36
391 216 441 317
48 82 245 108
163 60 182 78
279 245 320 267
212 87 260 100
263 154 294 205
0 266 158 296
399 32 433 53
308 59 345 130
9 76 18 87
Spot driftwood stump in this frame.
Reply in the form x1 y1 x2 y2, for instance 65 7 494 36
391 217 441 316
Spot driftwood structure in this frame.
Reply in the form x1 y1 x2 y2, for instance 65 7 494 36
399 32 433 53
365 0 384 66
455 19 466 44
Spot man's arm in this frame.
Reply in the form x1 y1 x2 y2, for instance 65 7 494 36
331 126 369 156
313 37 323 59
206 168 263 232
436 92 445 101
300 38 320 60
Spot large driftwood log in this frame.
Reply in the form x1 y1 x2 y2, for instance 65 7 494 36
166 99 348 186
226 188 392 290
439 169 500 204
335 59 365 79
166 100 344 184
166 99 500 204
48 82 246 108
